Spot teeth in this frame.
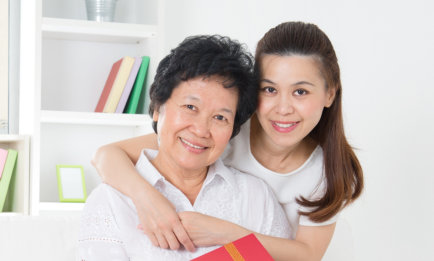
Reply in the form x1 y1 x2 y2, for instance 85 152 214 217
180 138 206 149
275 122 296 128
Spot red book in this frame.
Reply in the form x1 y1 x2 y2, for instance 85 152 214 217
95 58 123 112
0 148 8 179
192 234 273 261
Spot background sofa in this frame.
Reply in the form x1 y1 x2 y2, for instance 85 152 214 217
0 215 353 260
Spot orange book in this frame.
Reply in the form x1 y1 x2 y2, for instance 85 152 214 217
95 58 123 112
191 234 273 261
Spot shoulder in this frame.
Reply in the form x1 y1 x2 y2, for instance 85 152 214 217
83 184 111 206
83 184 131 214
292 146 325 188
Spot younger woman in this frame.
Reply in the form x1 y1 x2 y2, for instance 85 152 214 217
92 21 363 260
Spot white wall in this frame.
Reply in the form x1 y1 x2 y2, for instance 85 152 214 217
162 0 434 260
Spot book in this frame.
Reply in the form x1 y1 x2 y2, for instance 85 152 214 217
95 58 123 112
191 233 273 261
125 56 150 114
0 149 18 211
0 148 8 180
103 56 135 113
115 57 143 113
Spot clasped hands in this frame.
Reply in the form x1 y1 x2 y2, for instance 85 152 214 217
137 209 239 252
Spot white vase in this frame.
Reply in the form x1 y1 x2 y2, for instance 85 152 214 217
85 0 118 22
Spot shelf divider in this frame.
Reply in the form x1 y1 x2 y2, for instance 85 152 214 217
40 110 151 127
39 202 84 212
42 17 157 43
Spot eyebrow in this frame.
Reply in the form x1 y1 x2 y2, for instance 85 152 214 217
261 78 316 87
261 79 276 85
184 95 234 115
221 108 235 115
185 95 200 102
293 81 316 87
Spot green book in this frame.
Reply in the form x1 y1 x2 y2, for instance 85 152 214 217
125 56 150 114
0 149 18 211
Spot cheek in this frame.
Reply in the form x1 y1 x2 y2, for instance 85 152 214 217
256 96 273 118
159 110 187 138
212 127 232 149
299 102 325 123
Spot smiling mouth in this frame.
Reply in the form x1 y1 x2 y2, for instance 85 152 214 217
274 122 297 128
179 137 207 150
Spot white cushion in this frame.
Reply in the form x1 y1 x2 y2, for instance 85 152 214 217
0 215 353 261
0 215 80 261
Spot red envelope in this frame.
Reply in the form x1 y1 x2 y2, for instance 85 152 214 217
191 233 273 261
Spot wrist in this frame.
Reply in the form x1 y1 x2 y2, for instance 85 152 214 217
129 177 152 204
220 222 251 244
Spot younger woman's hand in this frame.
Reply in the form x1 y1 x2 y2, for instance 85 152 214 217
134 190 196 252
178 211 249 247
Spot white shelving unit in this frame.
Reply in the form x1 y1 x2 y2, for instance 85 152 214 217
19 0 162 215
0 135 30 215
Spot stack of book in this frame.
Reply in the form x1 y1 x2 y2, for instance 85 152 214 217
95 56 150 114
0 147 18 212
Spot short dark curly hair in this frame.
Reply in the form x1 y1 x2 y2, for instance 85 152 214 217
149 35 257 138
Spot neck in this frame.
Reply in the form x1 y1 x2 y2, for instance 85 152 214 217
250 114 316 173
151 153 207 205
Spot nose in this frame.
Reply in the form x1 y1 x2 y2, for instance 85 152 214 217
190 116 211 138
276 95 295 115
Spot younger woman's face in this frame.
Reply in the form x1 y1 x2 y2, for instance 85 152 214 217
255 54 335 150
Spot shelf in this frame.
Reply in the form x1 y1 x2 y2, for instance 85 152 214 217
39 202 84 212
40 110 152 126
0 212 26 217
0 135 30 215
0 135 27 142
42 17 157 43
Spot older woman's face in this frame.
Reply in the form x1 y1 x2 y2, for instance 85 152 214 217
153 76 238 172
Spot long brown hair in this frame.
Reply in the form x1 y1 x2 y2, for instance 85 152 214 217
255 21 363 222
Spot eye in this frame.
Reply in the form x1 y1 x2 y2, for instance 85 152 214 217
294 89 308 96
185 104 197 111
214 115 227 121
261 87 277 94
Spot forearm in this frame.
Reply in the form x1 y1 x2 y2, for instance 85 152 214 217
214 225 312 261
91 136 196 252
92 133 159 200
217 222 333 261
253 233 314 261
92 144 154 201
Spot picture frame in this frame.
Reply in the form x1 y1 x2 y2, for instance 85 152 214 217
56 165 87 203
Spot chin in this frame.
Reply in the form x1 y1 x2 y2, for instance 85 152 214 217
176 159 208 171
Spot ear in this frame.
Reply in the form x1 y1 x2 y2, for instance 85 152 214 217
325 87 337 108
152 110 159 122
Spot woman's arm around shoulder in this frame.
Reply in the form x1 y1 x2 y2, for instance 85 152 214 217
91 133 195 252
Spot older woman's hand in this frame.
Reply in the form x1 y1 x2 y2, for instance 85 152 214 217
134 189 196 252
178 211 250 247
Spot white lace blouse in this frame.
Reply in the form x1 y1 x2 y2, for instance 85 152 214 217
78 149 290 261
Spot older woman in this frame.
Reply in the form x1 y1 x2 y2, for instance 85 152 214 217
78 35 290 260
